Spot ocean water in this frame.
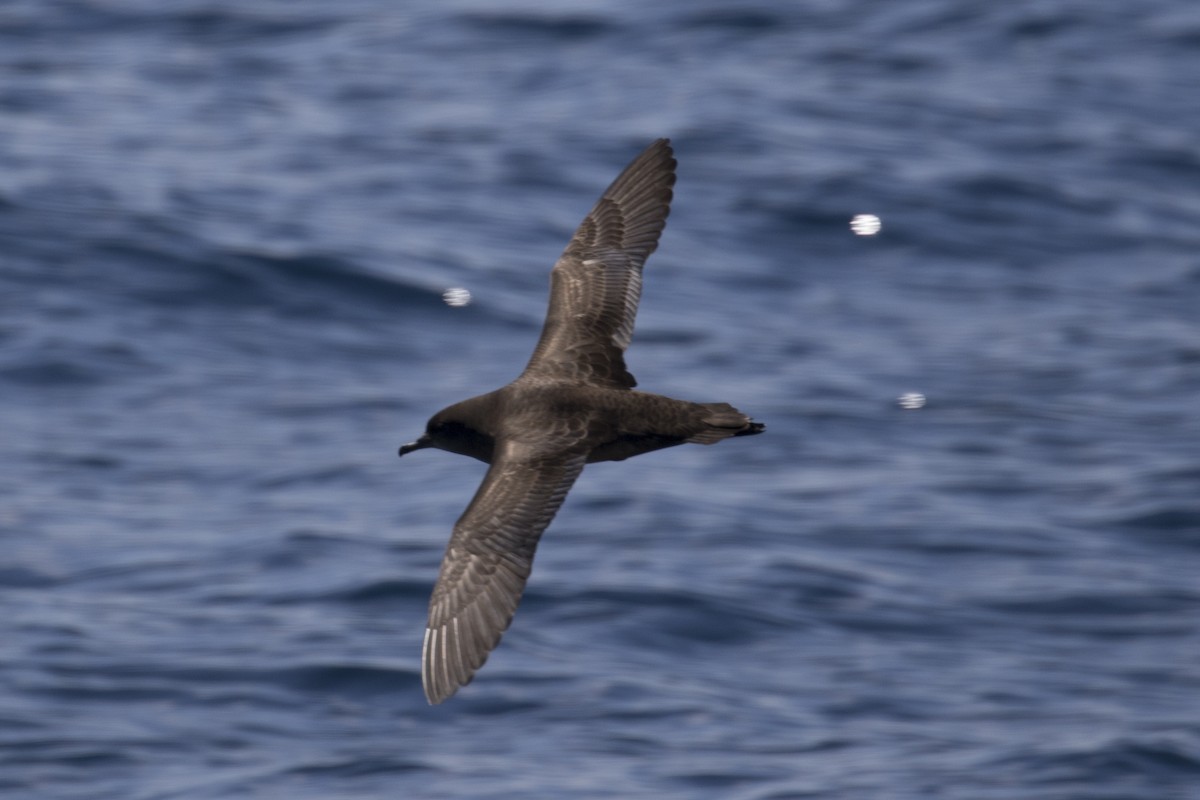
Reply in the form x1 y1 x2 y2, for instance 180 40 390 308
3 1 1199 798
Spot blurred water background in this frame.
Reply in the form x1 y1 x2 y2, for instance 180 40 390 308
2 1 1199 798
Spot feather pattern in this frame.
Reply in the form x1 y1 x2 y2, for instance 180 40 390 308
523 139 676 389
422 441 587 704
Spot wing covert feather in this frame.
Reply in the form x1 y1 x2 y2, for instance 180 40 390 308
522 139 676 388
422 443 586 704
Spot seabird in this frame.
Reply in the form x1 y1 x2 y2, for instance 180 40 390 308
398 139 764 704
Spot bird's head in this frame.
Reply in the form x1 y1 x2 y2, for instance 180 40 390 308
398 401 496 463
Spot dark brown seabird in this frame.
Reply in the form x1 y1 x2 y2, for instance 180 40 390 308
398 139 764 704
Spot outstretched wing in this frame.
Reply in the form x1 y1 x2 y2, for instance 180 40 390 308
521 138 676 389
422 441 587 704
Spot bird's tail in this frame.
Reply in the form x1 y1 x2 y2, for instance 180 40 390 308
687 403 766 445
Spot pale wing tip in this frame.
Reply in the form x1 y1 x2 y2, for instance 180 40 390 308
422 625 464 704
421 615 496 704
424 623 456 700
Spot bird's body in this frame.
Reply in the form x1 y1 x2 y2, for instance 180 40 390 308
398 139 763 704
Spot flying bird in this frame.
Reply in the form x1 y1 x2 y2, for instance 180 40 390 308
398 139 764 704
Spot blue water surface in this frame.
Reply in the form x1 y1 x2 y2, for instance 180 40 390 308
2 1 1199 798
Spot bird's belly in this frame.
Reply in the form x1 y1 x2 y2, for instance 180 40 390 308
586 432 685 463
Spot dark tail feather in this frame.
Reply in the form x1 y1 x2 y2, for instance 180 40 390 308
687 403 766 445
736 421 766 437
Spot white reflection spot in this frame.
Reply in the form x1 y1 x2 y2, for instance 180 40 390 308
442 287 472 307
898 392 926 410
850 214 882 236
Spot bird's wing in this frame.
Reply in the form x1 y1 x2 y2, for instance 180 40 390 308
422 440 587 704
520 139 676 389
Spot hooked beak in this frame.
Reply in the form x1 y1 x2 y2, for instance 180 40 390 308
398 434 433 457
